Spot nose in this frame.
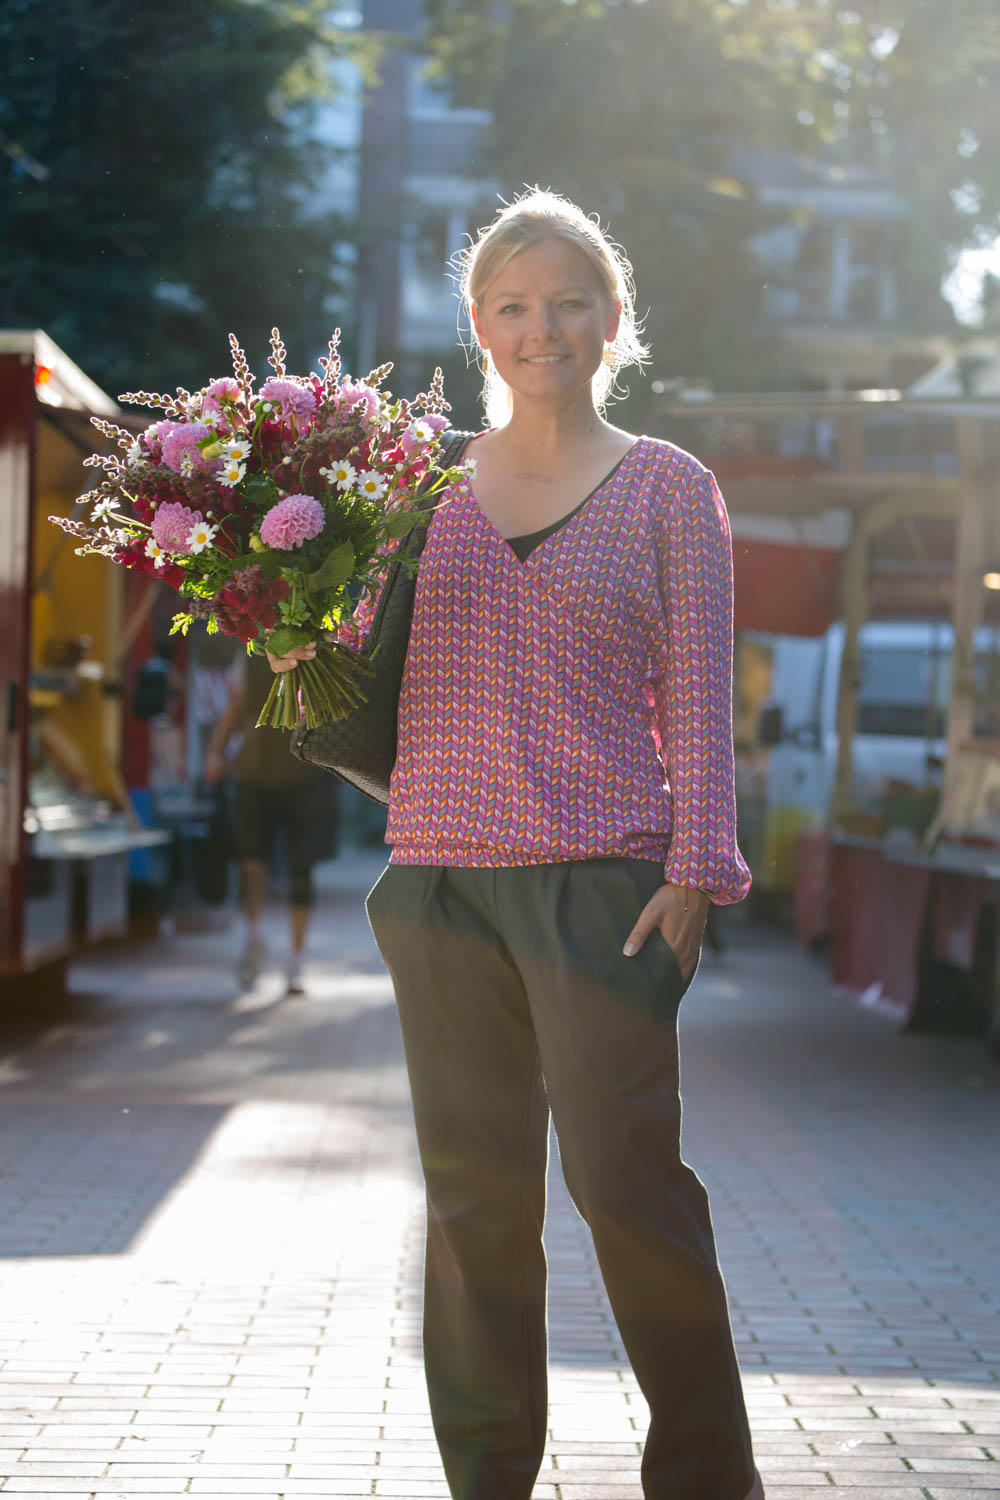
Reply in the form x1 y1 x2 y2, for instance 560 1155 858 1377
528 305 559 342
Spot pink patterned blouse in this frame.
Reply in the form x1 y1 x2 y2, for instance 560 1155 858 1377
363 434 750 905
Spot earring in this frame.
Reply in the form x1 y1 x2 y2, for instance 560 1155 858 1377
602 347 616 367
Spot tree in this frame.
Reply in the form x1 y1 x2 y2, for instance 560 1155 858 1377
1 0 364 396
778 0 1000 331
426 0 817 400
425 0 999 399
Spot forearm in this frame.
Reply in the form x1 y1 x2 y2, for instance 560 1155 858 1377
657 469 750 905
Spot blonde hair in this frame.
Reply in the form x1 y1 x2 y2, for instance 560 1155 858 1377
456 189 649 428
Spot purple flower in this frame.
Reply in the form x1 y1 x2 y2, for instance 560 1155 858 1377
150 502 203 555
259 494 326 550
258 378 317 428
161 422 215 476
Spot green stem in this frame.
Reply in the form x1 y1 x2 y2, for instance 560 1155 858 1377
254 639 373 731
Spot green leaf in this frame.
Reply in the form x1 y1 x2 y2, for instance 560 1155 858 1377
169 613 193 637
265 625 312 658
243 473 278 508
384 509 422 540
305 539 355 594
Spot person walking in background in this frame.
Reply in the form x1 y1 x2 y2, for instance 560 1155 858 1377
268 190 762 1499
205 651 338 995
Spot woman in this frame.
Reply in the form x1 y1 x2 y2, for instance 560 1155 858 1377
270 190 763 1500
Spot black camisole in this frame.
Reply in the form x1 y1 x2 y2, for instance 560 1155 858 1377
504 455 628 562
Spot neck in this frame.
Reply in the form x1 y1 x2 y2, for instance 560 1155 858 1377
500 393 610 458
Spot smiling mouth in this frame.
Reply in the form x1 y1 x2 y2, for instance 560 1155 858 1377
521 354 568 365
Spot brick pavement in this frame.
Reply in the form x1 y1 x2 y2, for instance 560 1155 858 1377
0 849 996 1499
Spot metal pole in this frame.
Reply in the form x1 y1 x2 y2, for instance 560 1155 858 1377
831 508 870 823
928 418 989 841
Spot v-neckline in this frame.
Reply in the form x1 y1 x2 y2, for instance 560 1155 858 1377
463 437 645 568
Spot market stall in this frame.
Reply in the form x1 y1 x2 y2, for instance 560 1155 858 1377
650 387 1000 1055
0 331 169 988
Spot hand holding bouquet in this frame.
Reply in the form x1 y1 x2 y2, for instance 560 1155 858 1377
52 329 470 729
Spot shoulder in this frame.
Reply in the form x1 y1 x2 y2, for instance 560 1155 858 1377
631 436 720 518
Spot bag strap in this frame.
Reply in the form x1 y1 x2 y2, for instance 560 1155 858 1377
439 428 475 469
424 428 474 510
410 428 474 531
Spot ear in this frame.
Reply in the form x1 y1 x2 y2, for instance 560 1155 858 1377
471 302 489 352
605 298 622 345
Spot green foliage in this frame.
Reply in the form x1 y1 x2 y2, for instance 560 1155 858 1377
383 508 421 540
304 539 355 594
265 625 311 658
0 0 362 396
801 0 1000 327
425 0 1000 385
425 0 821 391
242 473 281 508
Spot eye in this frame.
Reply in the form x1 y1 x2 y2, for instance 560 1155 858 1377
497 302 523 315
561 299 587 309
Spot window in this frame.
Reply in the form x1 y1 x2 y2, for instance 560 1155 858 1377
856 645 949 738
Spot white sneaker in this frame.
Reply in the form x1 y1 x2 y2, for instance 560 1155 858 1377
237 932 266 989
285 957 305 997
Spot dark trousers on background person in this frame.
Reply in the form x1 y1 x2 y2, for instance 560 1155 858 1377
366 858 756 1500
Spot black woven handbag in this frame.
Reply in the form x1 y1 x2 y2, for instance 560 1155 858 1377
288 429 473 804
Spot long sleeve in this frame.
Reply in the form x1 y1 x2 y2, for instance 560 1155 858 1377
653 466 751 905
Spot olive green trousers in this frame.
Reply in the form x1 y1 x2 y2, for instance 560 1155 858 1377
366 857 755 1500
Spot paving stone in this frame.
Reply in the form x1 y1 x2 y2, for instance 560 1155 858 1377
0 851 996 1500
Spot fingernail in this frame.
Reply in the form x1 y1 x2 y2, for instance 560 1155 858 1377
623 941 637 957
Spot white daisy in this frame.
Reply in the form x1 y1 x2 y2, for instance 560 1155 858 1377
222 438 252 465
408 419 434 444
356 469 387 501
126 440 142 467
463 457 479 479
179 455 194 478
330 460 357 491
145 538 166 568
91 495 117 523
187 520 218 555
219 460 246 488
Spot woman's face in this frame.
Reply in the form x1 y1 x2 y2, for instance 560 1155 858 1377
472 235 620 409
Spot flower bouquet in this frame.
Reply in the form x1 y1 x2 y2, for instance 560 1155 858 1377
52 330 469 730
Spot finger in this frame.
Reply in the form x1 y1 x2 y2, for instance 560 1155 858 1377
623 897 663 957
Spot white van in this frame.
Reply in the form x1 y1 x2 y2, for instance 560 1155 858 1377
742 621 1000 896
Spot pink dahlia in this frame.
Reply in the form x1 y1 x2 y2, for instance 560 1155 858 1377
259 494 326 550
161 422 215 476
330 379 378 429
142 419 182 462
258 378 317 427
150 502 203 555
202 377 243 428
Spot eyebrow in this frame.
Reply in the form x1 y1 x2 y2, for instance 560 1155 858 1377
490 284 594 302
